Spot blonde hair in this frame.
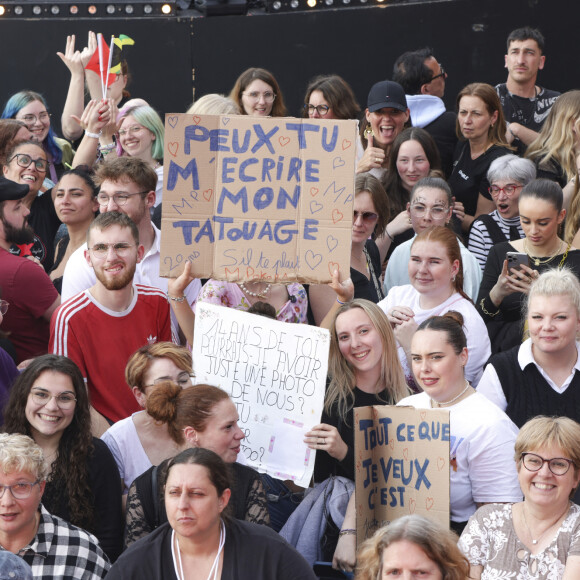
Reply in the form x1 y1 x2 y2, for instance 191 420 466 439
526 90 580 183
525 267 580 320
326 299 408 418
187 94 240 115
355 515 469 580
0 433 48 480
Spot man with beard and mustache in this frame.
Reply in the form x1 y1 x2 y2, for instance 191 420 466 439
50 211 172 432
0 176 59 363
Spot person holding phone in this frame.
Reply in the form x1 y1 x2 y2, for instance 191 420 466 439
477 178 580 353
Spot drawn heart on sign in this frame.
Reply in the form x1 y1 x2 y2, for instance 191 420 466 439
203 189 213 201
191 115 201 125
326 235 338 252
342 139 352 150
409 498 416 513
333 157 346 169
328 262 339 276
167 116 178 129
310 200 323 214
403 448 409 460
389 438 394 450
310 187 319 197
332 209 344 223
168 143 179 157
420 411 427 420
437 457 446 470
279 136 290 147
425 497 434 511
222 117 230 125
305 250 323 270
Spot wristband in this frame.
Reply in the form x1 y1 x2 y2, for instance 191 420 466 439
336 298 346 305
167 293 186 303
85 130 102 139
385 227 394 242
98 142 116 151
339 529 356 537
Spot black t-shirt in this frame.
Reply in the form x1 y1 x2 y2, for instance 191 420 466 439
448 142 511 217
424 110 458 178
351 239 383 303
9 189 61 272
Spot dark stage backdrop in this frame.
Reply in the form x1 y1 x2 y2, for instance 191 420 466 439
0 0 576 136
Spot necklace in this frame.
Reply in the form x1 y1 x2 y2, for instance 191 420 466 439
522 501 569 545
431 380 471 407
239 281 271 299
523 239 563 266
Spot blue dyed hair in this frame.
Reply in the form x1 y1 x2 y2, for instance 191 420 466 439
116 104 164 161
1 90 62 165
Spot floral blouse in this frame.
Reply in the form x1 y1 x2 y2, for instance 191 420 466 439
194 280 308 323
459 503 580 579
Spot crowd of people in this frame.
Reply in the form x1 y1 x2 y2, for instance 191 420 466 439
1 22 580 580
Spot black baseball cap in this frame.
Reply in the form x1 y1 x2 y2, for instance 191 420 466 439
367 80 407 113
0 176 29 202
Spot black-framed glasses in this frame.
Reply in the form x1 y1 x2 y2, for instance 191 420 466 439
409 204 449 218
30 389 77 409
88 243 136 260
0 480 41 500
145 372 194 388
429 65 446 82
96 191 148 207
9 153 48 173
489 184 523 197
521 452 575 476
0 300 8 316
353 211 379 223
305 104 330 116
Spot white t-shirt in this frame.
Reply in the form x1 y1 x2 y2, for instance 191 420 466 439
378 286 491 387
397 391 522 522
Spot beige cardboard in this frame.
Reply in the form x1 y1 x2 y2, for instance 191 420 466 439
354 406 450 545
160 114 357 283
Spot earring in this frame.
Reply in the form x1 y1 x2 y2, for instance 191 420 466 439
452 275 456 282
408 216 412 224
364 124 374 138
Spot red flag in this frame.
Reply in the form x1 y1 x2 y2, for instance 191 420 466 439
85 39 116 87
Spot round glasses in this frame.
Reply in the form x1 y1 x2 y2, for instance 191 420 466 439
9 153 48 173
521 452 575 476
0 300 8 316
305 104 330 116
88 243 136 260
18 111 51 126
489 184 523 197
242 91 276 103
96 191 148 207
0 481 41 500
30 389 77 409
144 372 193 388
353 211 378 223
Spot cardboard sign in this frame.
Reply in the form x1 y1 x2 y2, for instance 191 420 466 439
160 114 357 284
354 406 450 543
192 302 329 487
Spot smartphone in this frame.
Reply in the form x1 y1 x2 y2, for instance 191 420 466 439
506 251 529 270
313 562 352 579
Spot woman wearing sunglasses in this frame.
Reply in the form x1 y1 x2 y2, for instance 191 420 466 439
460 416 580 579
2 140 61 272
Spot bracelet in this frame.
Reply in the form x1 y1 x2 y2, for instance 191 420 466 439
336 298 346 305
85 130 102 139
339 529 356 537
167 293 186 303
98 142 116 151
479 297 500 317
385 227 394 242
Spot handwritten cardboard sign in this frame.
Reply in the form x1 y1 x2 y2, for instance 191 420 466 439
160 114 357 284
192 302 329 487
354 406 450 543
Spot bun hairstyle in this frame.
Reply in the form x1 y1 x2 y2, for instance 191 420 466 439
416 311 467 354
146 382 229 445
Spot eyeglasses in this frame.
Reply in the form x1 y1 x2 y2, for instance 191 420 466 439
88 243 136 259
0 480 41 500
353 211 379 223
18 112 51 126
145 372 194 388
489 184 523 197
521 452 575 476
429 65 446 82
410 204 449 218
242 91 276 103
9 153 48 173
30 389 77 409
96 191 148 207
118 126 145 137
305 104 330 116
0 300 8 316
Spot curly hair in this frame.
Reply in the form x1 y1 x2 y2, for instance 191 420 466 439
2 355 95 532
355 515 469 580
